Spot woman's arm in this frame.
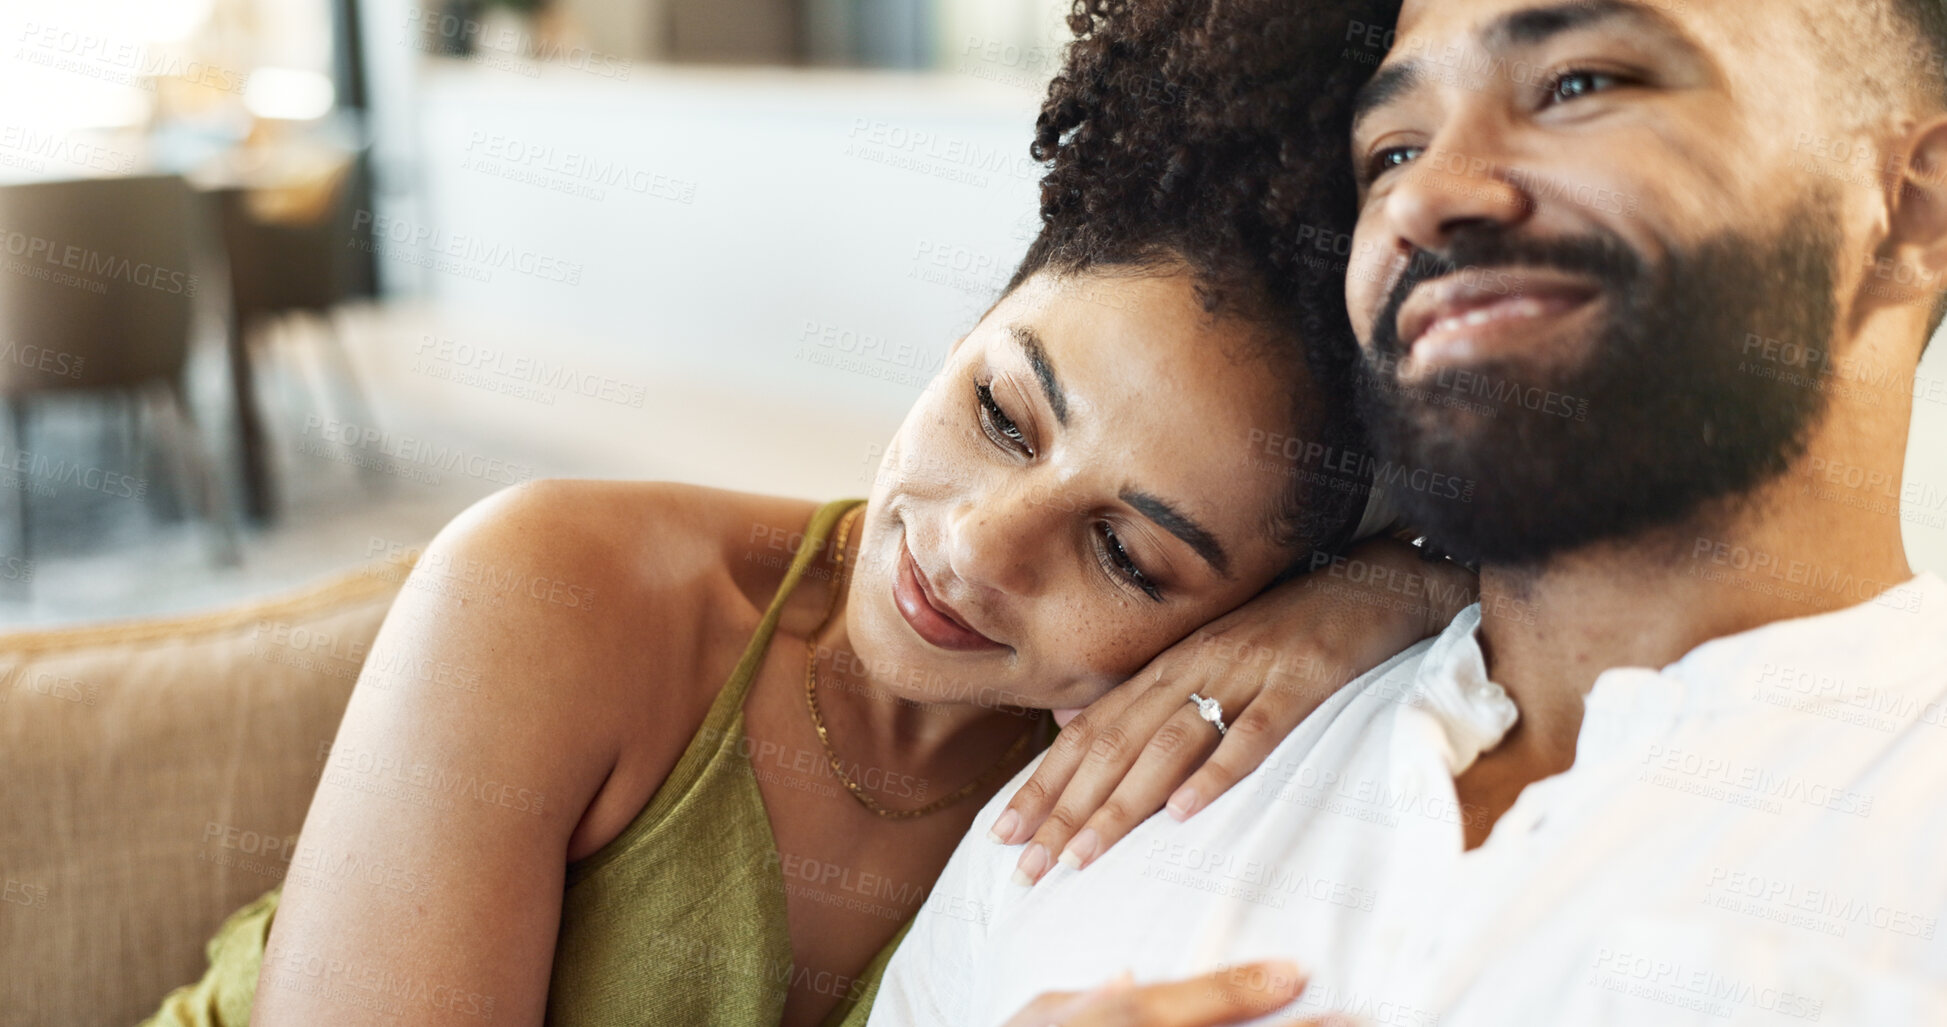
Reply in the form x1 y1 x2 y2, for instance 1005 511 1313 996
253 481 662 1026
992 536 1476 882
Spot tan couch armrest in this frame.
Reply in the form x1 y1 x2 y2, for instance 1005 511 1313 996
0 556 416 1027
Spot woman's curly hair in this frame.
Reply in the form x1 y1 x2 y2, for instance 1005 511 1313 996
1008 0 1399 559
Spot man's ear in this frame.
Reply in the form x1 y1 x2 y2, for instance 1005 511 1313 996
1886 115 1947 284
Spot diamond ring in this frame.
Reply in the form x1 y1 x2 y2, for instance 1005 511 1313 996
1186 692 1228 736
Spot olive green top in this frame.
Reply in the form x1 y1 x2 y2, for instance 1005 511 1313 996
143 497 906 1027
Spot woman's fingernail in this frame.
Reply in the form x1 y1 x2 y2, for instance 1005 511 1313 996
988 808 1020 844
1167 786 1201 821
1011 842 1050 887
1057 827 1099 870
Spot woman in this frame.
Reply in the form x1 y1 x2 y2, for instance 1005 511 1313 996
145 0 1456 1024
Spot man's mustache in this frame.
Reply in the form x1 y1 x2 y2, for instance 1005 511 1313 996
1369 227 1645 361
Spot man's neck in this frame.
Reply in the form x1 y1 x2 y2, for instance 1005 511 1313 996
1454 411 1916 848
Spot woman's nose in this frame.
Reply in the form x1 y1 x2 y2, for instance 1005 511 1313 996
944 487 1060 598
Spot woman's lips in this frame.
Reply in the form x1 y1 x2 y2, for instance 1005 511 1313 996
893 540 1005 653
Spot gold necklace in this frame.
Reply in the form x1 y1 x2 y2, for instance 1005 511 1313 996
804 503 1042 820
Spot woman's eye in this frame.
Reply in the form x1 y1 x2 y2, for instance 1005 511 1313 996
1365 144 1423 181
975 381 1033 456
1095 522 1161 602
1545 69 1624 106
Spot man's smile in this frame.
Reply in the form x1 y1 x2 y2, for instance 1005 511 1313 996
1393 269 1602 377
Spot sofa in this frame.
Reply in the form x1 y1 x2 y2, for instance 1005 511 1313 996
0 554 417 1027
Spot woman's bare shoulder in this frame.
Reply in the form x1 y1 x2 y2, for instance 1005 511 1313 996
414 479 826 857
437 478 823 623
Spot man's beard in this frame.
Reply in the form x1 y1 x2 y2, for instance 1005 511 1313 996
1353 201 1841 568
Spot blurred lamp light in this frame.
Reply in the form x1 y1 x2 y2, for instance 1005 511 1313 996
244 68 335 121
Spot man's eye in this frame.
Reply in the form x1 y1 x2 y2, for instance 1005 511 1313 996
976 381 1032 456
1545 69 1624 106
1095 522 1161 601
1366 145 1423 181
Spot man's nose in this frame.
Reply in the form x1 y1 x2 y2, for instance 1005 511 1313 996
945 487 1058 598
1384 128 1532 255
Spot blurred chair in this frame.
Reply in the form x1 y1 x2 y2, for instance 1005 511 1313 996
215 143 386 522
0 175 239 575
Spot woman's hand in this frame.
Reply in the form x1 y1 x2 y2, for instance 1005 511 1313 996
991 537 1475 885
998 960 1328 1027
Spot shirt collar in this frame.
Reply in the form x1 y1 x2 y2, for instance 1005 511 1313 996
1397 571 1947 772
1406 604 1519 776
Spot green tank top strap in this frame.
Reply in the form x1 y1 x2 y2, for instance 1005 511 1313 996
567 496 863 884
705 497 863 732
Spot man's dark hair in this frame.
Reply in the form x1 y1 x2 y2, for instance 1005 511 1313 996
1007 0 1401 558
1887 0 1947 109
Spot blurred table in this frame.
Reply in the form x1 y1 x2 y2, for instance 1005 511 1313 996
0 119 368 525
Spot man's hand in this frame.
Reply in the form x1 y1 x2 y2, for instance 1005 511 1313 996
998 960 1331 1027
991 537 1476 884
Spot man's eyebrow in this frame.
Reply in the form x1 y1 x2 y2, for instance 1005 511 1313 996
1120 488 1231 579
1352 62 1420 135
1011 325 1068 426
1352 0 1691 134
1484 0 1673 49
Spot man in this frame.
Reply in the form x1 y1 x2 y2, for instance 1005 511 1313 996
871 0 1947 1023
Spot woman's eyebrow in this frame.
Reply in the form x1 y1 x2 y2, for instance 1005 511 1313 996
1010 325 1069 426
1120 488 1232 579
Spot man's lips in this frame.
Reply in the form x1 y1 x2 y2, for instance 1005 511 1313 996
1394 271 1599 370
894 540 1005 653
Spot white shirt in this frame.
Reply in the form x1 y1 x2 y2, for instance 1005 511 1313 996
870 573 1947 1026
